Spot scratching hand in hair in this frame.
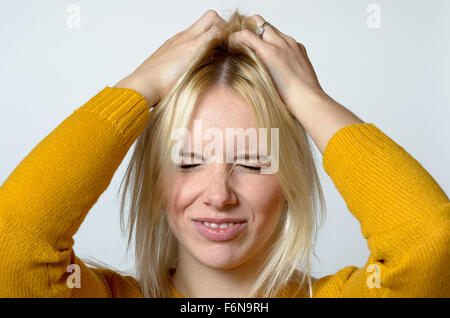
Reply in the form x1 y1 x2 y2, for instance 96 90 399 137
229 14 364 154
114 10 226 107
228 15 327 118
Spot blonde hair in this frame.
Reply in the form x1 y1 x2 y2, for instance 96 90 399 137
117 8 325 298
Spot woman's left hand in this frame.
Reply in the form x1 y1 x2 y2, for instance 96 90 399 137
228 15 325 118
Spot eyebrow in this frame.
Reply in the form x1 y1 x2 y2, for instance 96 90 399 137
234 153 268 161
180 152 203 162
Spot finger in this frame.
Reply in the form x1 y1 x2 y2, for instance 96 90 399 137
228 28 275 58
248 14 287 48
190 10 226 36
251 14 301 51
273 27 299 50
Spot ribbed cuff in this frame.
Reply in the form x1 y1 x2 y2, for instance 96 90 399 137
74 86 150 148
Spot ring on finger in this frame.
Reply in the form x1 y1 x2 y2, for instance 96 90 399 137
256 21 271 39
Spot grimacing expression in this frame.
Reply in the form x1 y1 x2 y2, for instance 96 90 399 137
164 85 285 269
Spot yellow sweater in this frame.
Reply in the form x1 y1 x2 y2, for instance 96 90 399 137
0 87 449 298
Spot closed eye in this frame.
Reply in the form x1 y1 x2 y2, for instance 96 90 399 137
178 164 263 172
179 164 201 170
238 165 261 171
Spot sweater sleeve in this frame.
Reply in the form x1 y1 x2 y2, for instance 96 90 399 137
0 87 149 297
312 123 450 297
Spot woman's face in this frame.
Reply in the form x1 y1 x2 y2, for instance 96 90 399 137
165 85 284 270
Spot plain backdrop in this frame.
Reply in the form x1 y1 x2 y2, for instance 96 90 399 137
1 0 449 278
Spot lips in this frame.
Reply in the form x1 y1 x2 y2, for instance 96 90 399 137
191 217 247 224
192 219 247 242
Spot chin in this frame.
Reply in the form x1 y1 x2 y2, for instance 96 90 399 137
193 244 247 270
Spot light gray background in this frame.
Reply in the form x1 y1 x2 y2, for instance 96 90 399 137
1 0 449 278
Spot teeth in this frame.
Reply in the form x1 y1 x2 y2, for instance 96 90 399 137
202 222 235 229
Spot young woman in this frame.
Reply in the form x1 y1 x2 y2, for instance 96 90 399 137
0 9 448 298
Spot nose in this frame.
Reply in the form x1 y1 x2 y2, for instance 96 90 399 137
202 165 238 210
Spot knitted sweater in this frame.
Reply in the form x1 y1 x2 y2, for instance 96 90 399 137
0 87 448 297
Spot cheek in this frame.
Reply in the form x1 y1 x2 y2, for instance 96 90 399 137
244 175 283 228
165 175 202 224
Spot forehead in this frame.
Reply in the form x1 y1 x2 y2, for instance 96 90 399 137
188 85 259 131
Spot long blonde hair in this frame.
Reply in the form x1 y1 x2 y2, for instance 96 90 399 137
117 8 325 298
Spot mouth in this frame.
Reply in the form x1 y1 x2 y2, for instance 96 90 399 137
191 218 247 242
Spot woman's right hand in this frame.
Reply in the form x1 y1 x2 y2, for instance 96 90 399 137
114 10 226 107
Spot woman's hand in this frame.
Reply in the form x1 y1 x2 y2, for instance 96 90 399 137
114 10 226 107
228 15 326 118
229 14 364 154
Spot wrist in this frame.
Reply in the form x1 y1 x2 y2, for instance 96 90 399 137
290 89 364 154
289 88 330 123
114 74 160 108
